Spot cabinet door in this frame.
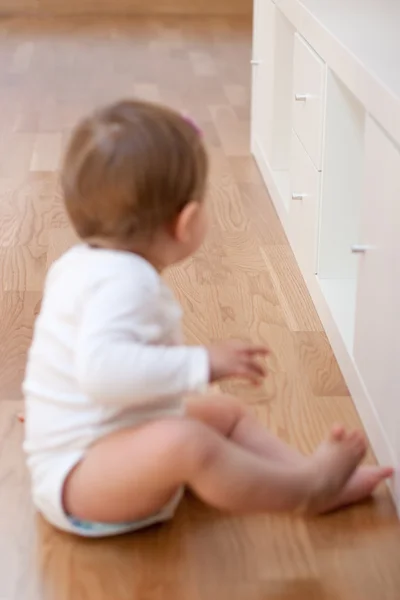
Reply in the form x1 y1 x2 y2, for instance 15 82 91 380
289 131 321 275
354 117 400 456
251 0 276 160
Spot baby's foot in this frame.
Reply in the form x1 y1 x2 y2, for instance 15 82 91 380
316 465 394 513
303 427 367 514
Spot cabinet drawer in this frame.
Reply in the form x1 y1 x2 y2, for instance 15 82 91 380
289 130 321 275
292 34 326 170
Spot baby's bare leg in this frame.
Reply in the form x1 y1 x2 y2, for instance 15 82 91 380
64 415 365 523
188 395 393 512
187 395 305 465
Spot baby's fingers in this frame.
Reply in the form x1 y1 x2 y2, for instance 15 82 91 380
246 345 270 356
247 358 266 378
236 357 267 384
235 342 269 355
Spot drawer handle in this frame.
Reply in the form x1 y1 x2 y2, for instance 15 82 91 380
251 59 261 66
292 193 306 200
295 94 309 102
351 244 371 254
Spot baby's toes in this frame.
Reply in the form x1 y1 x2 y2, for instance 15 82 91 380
330 424 346 441
346 431 367 457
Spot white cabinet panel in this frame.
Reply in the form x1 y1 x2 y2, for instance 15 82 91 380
289 131 320 275
251 0 276 161
354 117 400 456
292 33 326 170
251 1 294 173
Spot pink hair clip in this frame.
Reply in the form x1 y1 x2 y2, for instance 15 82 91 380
182 113 202 136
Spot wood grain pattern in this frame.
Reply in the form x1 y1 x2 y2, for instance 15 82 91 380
294 331 349 397
0 15 400 600
0 0 252 16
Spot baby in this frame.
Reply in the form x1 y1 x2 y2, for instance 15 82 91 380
23 100 392 537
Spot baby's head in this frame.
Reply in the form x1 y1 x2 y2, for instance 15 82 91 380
62 100 209 267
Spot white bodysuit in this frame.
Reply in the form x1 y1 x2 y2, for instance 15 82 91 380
23 246 209 536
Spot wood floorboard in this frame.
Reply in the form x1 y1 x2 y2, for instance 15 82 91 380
0 15 399 600
0 0 252 17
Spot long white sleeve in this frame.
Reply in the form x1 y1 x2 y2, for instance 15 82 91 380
75 274 209 405
24 246 209 463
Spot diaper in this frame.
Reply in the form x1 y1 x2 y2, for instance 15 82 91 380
67 489 184 537
29 451 183 538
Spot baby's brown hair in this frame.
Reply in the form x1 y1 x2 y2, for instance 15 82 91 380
61 100 208 242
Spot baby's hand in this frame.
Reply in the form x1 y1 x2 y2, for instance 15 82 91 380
208 340 269 385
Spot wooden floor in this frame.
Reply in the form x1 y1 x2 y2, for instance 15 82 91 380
0 15 400 600
0 0 252 17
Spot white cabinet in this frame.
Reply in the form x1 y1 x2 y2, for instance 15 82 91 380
288 131 320 274
292 34 326 170
353 117 400 457
251 0 276 163
251 0 400 502
251 0 295 213
288 34 325 276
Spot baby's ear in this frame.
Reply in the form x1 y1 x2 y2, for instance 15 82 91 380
174 201 201 243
